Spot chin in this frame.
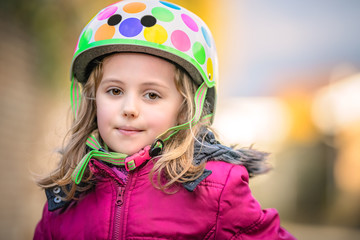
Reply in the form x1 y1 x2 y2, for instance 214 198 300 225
111 145 144 156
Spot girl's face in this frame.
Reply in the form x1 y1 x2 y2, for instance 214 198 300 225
96 53 183 155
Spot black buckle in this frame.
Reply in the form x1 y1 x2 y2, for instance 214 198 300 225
149 139 164 157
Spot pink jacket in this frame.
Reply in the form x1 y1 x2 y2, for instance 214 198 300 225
34 158 296 239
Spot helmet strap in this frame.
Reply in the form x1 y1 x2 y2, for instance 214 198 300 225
71 76 82 119
158 82 212 142
72 134 162 184
71 82 212 184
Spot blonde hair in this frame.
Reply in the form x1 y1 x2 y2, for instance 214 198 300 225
37 54 212 199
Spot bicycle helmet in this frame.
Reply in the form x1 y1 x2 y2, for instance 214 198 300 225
71 0 218 134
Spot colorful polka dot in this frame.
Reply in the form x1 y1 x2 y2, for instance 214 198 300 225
95 24 115 41
123 2 146 13
201 26 211 47
181 14 198 32
141 15 157 27
159 1 181 10
97 6 118 20
107 14 122 26
207 58 213 81
78 28 93 49
119 18 143 37
144 24 168 44
192 42 205 65
171 30 190 52
75 1 218 90
151 7 174 22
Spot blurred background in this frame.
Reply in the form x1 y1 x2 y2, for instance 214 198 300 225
1 0 360 239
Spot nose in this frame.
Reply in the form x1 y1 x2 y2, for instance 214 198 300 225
121 94 139 118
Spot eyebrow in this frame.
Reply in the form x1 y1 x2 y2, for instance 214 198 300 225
141 81 170 90
100 78 170 90
100 78 123 85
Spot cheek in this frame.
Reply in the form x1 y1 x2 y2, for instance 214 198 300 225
96 99 112 128
96 107 105 130
146 104 180 129
96 107 103 122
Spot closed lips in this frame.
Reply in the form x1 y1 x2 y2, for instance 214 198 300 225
118 127 143 135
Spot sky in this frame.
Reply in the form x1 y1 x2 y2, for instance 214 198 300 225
220 0 360 96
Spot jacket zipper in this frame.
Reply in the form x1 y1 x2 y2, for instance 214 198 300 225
116 170 134 240
112 186 125 240
92 160 136 240
92 162 129 240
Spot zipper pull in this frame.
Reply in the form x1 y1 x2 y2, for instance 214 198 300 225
116 187 125 206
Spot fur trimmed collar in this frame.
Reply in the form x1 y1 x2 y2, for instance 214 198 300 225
183 129 270 191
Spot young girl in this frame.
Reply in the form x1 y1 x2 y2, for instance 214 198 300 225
34 0 295 239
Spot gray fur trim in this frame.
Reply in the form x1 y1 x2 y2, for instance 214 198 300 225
194 130 270 177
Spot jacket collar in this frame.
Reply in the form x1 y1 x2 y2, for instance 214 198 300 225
194 129 270 176
46 129 270 211
183 129 270 191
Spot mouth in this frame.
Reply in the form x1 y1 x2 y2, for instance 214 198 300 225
117 126 144 136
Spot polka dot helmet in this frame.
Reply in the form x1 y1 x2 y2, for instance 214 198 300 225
71 0 218 125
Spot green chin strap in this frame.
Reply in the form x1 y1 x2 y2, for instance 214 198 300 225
71 76 81 120
157 82 212 142
72 135 127 184
70 79 212 184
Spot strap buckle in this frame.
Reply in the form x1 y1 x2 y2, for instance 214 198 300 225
149 139 164 157
125 145 151 171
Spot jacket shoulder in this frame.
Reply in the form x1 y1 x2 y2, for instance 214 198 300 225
182 160 249 192
182 161 249 192
205 161 296 239
203 161 249 186
206 161 261 237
